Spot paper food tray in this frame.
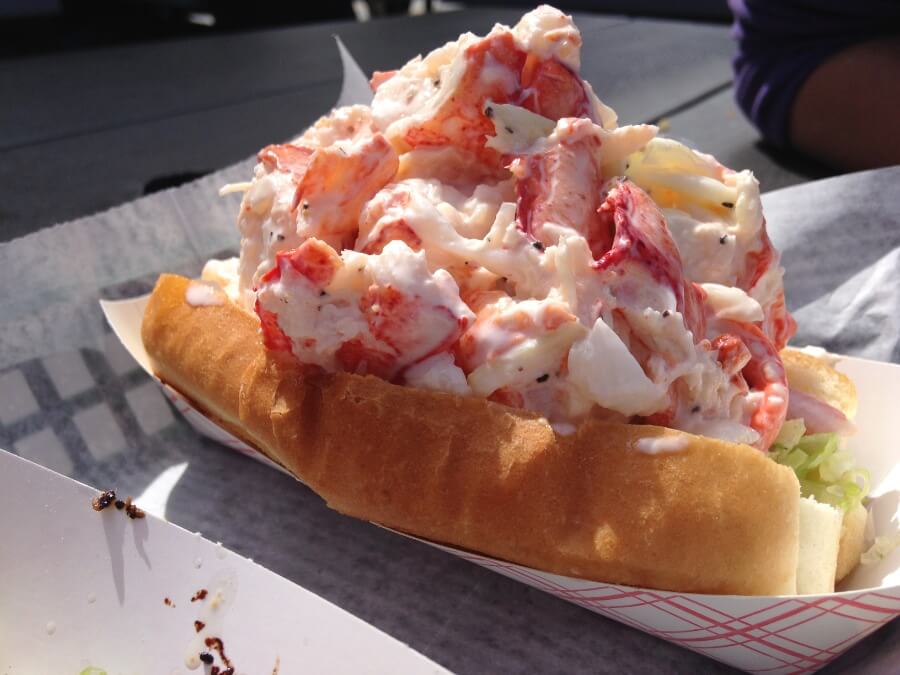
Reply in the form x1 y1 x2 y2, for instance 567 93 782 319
100 294 900 674
0 449 448 674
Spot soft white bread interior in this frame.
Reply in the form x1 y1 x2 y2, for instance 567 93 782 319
783 347 867 590
797 497 843 594
142 274 803 595
795 499 869 594
836 503 868 583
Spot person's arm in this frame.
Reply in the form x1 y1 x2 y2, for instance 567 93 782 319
790 37 900 170
729 0 900 171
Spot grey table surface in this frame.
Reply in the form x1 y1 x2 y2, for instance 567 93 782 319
1 7 893 675
0 8 831 243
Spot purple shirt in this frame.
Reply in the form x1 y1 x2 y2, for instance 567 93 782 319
729 0 900 147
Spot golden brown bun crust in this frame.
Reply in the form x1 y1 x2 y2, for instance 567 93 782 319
141 274 281 460
143 274 801 595
782 348 858 419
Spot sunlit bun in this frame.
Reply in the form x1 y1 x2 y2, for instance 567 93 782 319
143 274 808 595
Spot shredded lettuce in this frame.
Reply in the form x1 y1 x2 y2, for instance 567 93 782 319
861 533 900 565
770 420 869 512
774 418 806 449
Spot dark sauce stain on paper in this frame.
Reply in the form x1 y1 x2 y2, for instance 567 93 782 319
90 489 144 519
91 490 116 511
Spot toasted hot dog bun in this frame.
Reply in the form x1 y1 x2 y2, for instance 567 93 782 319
143 274 812 595
782 348 858 419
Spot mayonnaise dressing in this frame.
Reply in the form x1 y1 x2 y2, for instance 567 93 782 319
626 138 783 318
185 281 225 307
257 240 473 376
201 258 241 305
567 317 667 417
404 352 471 396
467 309 587 396
701 283 764 323
511 5 582 70
634 436 689 455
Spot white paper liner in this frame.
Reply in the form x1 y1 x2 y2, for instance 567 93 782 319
101 293 900 674
0 450 449 673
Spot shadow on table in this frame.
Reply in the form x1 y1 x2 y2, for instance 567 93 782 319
754 139 835 184
143 172 211 195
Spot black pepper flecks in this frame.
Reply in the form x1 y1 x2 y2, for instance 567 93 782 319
662 310 671 318
276 234 285 241
532 241 544 251
91 490 116 511
691 405 701 414
194 620 206 633
484 106 494 118
114 500 125 510
721 201 734 208
719 234 729 245
536 374 550 383
504 125 514 134
199 652 214 665
302 201 310 210
319 290 327 297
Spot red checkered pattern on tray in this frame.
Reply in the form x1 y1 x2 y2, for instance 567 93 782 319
453 549 900 674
